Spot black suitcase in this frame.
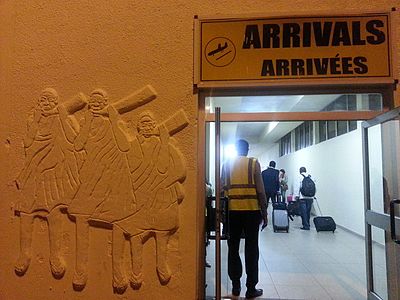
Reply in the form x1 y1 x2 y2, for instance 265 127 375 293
313 216 336 232
312 198 336 232
287 201 301 220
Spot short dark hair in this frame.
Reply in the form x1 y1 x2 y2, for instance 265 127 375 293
235 139 249 155
299 166 307 173
269 161 276 168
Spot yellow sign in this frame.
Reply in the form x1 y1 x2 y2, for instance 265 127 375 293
199 14 391 82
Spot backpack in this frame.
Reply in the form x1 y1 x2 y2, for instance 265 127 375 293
300 174 316 197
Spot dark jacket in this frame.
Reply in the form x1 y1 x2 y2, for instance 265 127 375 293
261 167 280 194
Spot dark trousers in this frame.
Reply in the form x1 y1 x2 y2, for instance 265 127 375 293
299 198 313 229
265 192 277 207
228 210 262 289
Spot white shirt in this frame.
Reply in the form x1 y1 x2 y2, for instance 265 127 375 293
294 172 314 199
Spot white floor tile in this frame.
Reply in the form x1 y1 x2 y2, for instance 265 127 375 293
275 284 333 300
270 272 320 286
205 216 370 299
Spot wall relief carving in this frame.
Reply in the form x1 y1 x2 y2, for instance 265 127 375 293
14 86 188 294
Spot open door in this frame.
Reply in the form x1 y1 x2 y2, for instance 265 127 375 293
362 108 400 300
200 88 394 299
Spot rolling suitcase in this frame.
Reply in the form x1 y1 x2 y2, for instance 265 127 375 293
272 202 289 233
313 198 336 232
313 216 336 232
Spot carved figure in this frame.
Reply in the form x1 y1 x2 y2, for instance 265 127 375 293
68 86 157 290
15 88 84 278
113 110 188 290
67 89 134 289
14 85 190 294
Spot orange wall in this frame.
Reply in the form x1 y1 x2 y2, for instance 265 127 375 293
0 1 399 299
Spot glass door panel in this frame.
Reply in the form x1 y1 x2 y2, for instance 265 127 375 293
363 108 400 300
371 227 388 299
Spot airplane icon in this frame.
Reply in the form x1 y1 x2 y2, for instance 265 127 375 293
207 42 228 56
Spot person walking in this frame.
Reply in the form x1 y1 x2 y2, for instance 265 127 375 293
261 161 280 207
295 167 315 230
221 139 268 299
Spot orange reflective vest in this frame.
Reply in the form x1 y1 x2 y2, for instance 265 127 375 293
223 156 260 211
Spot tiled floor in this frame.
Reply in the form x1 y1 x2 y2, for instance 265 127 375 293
205 215 386 299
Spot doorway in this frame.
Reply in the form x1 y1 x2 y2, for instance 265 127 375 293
198 87 398 299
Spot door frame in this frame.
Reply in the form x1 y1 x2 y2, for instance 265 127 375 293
362 107 400 300
197 83 395 300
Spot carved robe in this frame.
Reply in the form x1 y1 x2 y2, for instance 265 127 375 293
116 136 186 235
68 115 135 223
16 112 82 214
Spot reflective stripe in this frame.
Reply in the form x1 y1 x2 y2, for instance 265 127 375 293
229 194 258 199
249 158 255 184
230 184 256 189
229 199 259 210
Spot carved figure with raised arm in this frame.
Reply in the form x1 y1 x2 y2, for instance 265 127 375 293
67 85 156 291
67 89 136 290
113 110 188 290
15 88 84 278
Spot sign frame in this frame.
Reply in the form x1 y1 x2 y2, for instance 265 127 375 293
194 11 394 88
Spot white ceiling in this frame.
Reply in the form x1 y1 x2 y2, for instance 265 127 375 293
208 94 341 157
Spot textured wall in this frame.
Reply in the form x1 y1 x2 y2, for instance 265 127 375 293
0 1 399 299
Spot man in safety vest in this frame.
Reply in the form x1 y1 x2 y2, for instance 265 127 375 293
221 139 268 299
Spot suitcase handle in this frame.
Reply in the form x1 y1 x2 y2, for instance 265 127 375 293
314 197 322 216
390 199 400 245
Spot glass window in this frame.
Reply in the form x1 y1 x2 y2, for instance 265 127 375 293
319 121 327 142
205 93 383 114
295 126 301 151
337 121 348 136
327 121 336 139
294 121 313 151
305 121 313 146
369 94 383 111
325 95 347 111
349 120 357 131
279 133 291 156
348 95 357 111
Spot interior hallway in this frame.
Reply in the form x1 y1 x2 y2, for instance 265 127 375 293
205 213 386 300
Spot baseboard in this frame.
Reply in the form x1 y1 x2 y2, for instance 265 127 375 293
311 214 385 248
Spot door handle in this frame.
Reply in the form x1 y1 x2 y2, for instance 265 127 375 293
390 199 400 244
